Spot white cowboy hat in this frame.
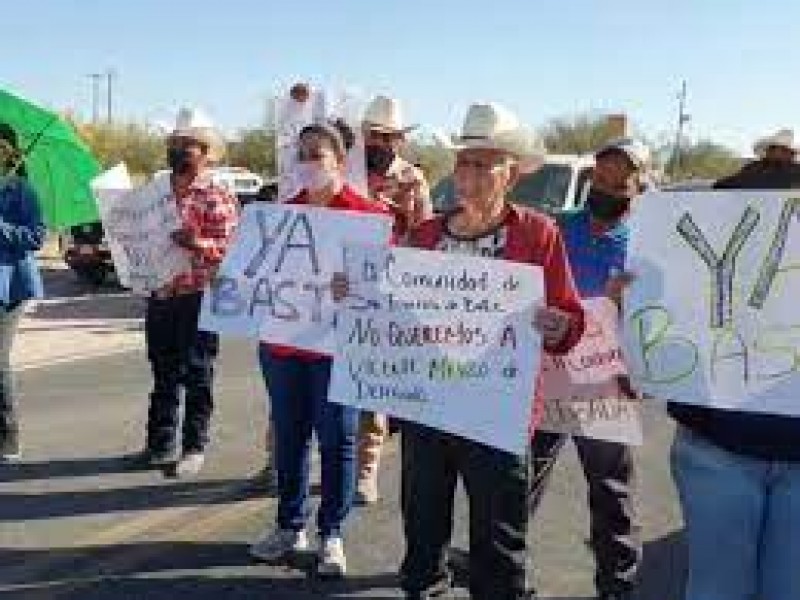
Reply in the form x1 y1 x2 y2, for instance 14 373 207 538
454 102 545 172
596 137 651 170
753 128 798 157
363 95 417 134
170 107 226 161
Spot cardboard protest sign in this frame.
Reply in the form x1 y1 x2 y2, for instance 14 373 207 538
330 243 543 455
92 166 189 293
539 297 642 445
199 203 392 353
624 190 800 417
274 86 367 201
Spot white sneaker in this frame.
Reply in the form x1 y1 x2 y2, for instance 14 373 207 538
355 476 379 505
250 528 309 562
317 536 347 577
174 451 205 478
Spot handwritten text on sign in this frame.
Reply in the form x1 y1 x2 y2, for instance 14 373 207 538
540 297 642 445
199 204 392 353
624 191 800 416
329 243 543 455
94 171 189 293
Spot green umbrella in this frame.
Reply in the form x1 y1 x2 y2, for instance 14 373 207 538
0 88 101 229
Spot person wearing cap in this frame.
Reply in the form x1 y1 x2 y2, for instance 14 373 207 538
667 127 800 600
528 137 650 600
249 118 391 578
355 95 433 506
394 102 585 600
0 124 45 462
714 128 800 189
139 107 239 478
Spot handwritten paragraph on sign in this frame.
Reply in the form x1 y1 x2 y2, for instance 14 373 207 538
329 243 543 455
199 204 392 353
624 190 800 416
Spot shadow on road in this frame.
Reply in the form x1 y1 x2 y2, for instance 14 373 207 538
0 476 262 522
0 542 401 599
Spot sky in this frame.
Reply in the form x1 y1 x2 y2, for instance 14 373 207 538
3 0 799 155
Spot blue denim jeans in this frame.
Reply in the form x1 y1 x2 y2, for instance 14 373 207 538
259 347 359 538
671 425 800 600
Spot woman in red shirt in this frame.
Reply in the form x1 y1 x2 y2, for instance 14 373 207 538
249 120 388 577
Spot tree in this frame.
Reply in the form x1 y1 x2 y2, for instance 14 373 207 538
403 141 454 186
664 140 743 181
541 114 622 154
79 122 166 176
227 128 276 177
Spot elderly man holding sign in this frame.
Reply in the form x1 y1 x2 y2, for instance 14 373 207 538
392 103 585 600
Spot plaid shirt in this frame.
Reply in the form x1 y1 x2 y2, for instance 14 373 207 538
158 174 239 297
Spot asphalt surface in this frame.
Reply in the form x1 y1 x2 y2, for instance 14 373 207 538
0 342 686 599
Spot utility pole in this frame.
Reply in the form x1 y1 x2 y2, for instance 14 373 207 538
671 80 690 176
105 69 116 123
87 73 102 123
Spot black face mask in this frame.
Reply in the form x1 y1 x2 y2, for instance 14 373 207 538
167 147 193 175
365 145 396 176
586 188 631 222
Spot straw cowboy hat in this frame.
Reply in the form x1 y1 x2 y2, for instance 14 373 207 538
596 137 651 171
753 128 798 157
363 95 417 134
454 102 545 172
170 107 226 161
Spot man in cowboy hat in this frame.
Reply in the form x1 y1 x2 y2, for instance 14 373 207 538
716 128 800 188
355 95 432 505
140 107 239 478
530 136 651 600
399 102 584 600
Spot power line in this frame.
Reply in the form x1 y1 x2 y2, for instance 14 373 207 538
671 80 691 176
105 69 116 124
87 73 102 123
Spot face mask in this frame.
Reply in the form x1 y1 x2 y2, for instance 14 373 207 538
167 147 193 175
586 188 631 222
295 162 340 192
365 145 396 176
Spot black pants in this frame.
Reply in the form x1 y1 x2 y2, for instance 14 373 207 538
400 423 530 600
0 302 24 440
530 431 641 594
145 293 218 454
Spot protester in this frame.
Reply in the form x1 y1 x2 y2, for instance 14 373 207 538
356 94 432 505
0 124 46 461
390 102 585 600
139 107 239 477
668 128 800 600
529 137 650 600
249 119 390 577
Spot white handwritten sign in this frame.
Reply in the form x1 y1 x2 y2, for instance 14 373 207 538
329 243 543 455
275 87 367 202
92 167 189 293
624 190 800 416
539 297 642 444
199 203 392 353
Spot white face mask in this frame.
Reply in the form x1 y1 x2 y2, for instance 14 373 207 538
294 161 341 193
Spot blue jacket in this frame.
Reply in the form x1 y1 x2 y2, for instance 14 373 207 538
0 177 45 306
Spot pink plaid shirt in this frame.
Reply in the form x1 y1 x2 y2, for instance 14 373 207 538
158 174 239 297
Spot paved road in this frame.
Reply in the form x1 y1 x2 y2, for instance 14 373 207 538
0 342 686 599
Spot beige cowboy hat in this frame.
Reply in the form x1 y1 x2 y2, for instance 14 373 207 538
363 95 418 134
753 128 798 157
453 102 545 172
170 107 226 161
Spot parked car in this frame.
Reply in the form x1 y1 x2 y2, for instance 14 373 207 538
431 154 595 215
